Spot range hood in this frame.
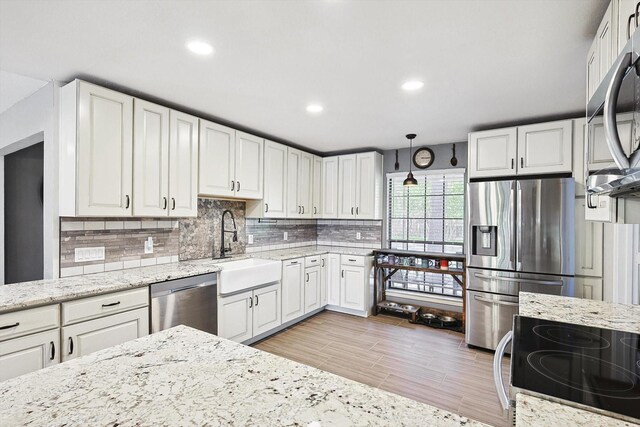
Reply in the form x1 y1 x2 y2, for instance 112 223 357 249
587 168 640 198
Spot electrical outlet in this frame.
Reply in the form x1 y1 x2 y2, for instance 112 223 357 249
144 236 154 254
356 232 362 240
75 247 105 262
284 231 288 241
248 234 254 244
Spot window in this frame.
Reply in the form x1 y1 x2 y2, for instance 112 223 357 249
386 169 465 297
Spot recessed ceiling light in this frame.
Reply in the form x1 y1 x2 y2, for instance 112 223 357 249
186 40 214 56
306 104 323 113
401 80 424 91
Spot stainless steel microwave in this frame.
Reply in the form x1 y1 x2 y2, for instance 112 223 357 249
586 28 640 199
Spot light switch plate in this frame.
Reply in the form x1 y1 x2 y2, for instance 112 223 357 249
144 237 154 254
284 231 288 241
356 232 362 240
75 247 105 262
248 234 254 244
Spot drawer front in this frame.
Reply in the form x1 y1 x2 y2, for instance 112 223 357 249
62 287 149 326
0 305 60 342
283 258 303 267
341 255 364 266
305 255 321 268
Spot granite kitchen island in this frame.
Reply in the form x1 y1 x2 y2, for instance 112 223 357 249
0 325 485 426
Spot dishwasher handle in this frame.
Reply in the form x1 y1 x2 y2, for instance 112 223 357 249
493 331 513 413
170 281 216 294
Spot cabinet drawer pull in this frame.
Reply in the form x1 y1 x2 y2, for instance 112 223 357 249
306 273 309 282
50 341 55 360
265 203 269 213
255 295 259 306
348 258 357 262
351 207 354 215
520 157 524 168
301 206 304 214
101 301 121 308
341 270 344 278
0 322 19 330
511 158 514 169
310 259 317 263
231 181 235 191
68 337 74 355
237 181 241 192
322 259 325 267
171 198 176 210
125 195 130 209
163 197 168 210
313 207 317 214
249 297 253 308
356 207 359 215
290 261 298 265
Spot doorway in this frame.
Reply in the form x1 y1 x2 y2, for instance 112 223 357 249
4 142 44 283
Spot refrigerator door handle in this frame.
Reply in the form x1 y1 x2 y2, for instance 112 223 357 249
516 181 522 271
473 272 564 286
509 181 517 270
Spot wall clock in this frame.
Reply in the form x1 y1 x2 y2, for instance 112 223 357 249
413 147 435 169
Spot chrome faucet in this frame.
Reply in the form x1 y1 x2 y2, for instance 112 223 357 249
219 209 238 259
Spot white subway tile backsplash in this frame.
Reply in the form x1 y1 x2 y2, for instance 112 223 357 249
105 221 124 230
157 220 172 229
123 259 142 269
104 261 124 271
140 258 157 267
83 221 105 231
60 266 83 277
141 220 157 229
156 256 172 265
124 221 141 230
83 263 105 274
61 221 84 232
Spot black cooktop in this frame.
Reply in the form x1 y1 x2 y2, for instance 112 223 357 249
511 316 640 420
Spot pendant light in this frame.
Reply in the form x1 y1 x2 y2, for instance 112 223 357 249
403 133 418 186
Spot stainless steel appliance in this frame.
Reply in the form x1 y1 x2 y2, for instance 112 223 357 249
150 273 217 335
466 178 575 350
586 27 640 199
494 316 640 426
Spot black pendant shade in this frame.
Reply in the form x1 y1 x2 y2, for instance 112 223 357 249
403 133 418 186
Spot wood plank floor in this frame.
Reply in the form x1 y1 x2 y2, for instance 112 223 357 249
253 311 510 427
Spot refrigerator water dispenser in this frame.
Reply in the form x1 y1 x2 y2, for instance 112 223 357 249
472 225 497 256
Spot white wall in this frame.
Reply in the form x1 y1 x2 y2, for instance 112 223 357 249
0 81 60 282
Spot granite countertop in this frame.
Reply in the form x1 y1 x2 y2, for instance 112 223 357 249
0 325 485 427
519 292 640 334
517 292 640 426
0 246 374 314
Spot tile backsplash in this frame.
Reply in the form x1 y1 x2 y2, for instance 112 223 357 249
60 199 245 277
317 220 382 247
60 200 382 277
60 218 180 277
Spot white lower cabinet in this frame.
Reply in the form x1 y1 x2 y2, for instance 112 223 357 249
218 283 282 343
320 255 328 306
218 290 253 343
326 253 341 306
575 277 603 301
340 265 366 311
0 329 59 382
304 265 321 314
282 258 305 323
62 307 149 362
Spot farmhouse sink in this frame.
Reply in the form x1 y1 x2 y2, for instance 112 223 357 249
217 258 281 295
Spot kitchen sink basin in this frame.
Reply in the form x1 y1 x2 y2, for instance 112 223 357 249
217 258 281 295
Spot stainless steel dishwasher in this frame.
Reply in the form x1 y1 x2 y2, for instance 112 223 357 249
150 273 217 335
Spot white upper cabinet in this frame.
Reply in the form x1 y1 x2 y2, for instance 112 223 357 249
60 80 134 217
169 111 199 217
575 197 604 277
597 3 615 81
133 103 197 218
298 151 313 218
263 140 288 217
469 121 573 179
312 155 323 217
60 80 199 217
198 120 235 197
322 157 339 218
517 120 572 175
198 123 263 200
587 38 599 100
286 148 302 218
235 131 264 199
468 128 517 179
337 154 357 218
355 152 383 219
133 99 169 217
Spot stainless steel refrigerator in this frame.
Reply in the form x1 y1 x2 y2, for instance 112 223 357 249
466 178 575 350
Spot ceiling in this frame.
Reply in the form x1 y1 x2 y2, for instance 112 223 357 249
0 0 608 153
0 70 47 114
